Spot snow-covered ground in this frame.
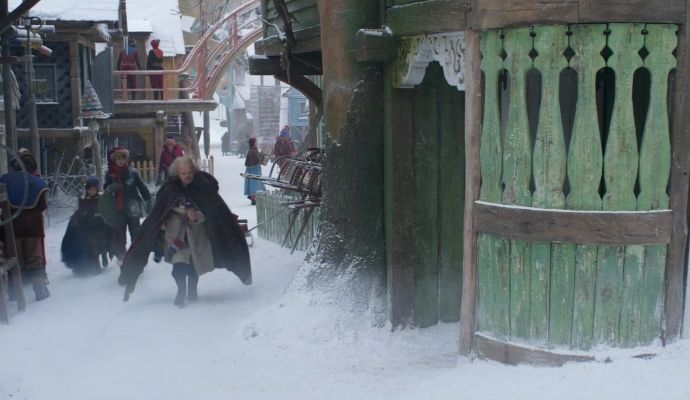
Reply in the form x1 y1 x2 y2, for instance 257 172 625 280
1 146 690 400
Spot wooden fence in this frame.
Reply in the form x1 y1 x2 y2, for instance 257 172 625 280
130 160 157 185
130 156 214 185
476 23 676 350
255 190 319 252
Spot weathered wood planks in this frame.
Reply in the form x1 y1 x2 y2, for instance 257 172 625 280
477 29 505 336
567 24 606 350
438 80 465 323
473 23 676 352
413 67 441 328
636 24 676 343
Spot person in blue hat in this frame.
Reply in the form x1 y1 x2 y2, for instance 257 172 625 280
61 177 112 275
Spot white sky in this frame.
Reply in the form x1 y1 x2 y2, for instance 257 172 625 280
0 119 689 400
126 0 186 55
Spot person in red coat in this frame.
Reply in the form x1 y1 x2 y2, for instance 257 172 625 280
146 39 165 100
117 39 141 100
157 134 185 185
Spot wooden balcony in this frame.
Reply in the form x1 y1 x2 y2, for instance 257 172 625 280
113 0 262 106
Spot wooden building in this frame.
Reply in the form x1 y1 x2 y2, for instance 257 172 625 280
253 0 690 364
7 0 121 175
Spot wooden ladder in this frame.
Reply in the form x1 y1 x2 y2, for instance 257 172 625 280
0 183 26 324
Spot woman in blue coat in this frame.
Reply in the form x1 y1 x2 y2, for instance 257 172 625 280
243 138 266 205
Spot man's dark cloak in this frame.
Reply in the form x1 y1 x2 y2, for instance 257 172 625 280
118 171 252 291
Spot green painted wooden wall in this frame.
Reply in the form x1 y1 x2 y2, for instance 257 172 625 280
477 23 676 350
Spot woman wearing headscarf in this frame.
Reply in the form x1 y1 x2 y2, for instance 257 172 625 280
146 39 164 100
244 137 266 205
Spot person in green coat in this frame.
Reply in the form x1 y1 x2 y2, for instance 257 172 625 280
103 147 152 261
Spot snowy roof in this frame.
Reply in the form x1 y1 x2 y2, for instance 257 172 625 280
127 19 153 34
126 0 186 56
9 0 119 22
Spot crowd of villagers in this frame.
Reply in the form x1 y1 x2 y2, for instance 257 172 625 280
3 137 252 308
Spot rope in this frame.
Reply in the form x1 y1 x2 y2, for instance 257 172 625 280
247 207 288 232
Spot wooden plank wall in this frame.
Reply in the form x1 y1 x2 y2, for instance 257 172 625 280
411 63 466 327
385 62 465 328
475 24 676 350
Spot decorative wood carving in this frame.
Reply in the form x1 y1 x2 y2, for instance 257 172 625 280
394 32 465 90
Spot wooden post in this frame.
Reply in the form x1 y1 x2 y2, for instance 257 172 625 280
69 38 81 128
667 0 690 343
24 27 40 173
459 29 481 356
312 0 384 293
1 29 17 153
203 110 210 157
154 110 166 177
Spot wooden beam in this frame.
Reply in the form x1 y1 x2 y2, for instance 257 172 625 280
459 29 481 356
386 0 470 36
355 28 395 63
579 0 684 24
248 54 322 76
475 201 673 245
274 74 322 111
113 99 217 114
17 127 84 138
474 334 594 366
109 118 156 129
0 0 42 34
253 25 322 57
666 0 690 343
467 1 579 30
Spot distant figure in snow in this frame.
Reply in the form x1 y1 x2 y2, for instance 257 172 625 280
117 38 141 100
146 39 164 100
61 177 112 275
221 131 231 156
274 125 297 175
119 156 252 307
244 137 266 205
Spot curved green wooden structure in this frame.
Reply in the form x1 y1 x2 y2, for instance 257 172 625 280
476 24 676 353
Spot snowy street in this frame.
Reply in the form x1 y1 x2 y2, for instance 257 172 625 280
0 149 688 399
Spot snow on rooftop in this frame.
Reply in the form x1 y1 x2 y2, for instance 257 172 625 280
126 0 186 56
127 19 153 34
9 0 119 22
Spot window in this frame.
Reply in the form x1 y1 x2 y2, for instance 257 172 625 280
298 101 309 119
33 64 58 103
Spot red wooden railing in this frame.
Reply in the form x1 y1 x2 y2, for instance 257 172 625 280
113 0 262 101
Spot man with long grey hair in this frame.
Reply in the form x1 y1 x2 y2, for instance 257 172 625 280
119 156 252 306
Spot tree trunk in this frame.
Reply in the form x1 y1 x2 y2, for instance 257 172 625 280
307 0 385 312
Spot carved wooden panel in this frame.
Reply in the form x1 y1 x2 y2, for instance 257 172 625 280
394 32 465 90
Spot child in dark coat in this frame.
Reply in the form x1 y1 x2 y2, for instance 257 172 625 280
61 177 111 275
